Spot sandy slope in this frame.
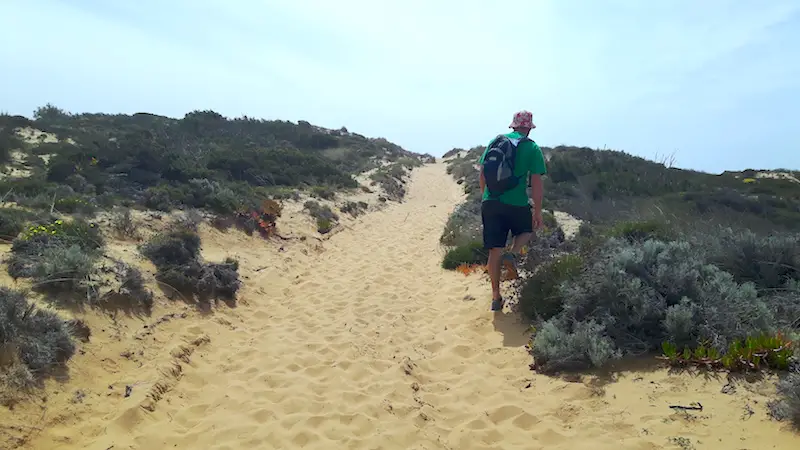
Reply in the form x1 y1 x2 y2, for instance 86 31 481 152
16 163 800 449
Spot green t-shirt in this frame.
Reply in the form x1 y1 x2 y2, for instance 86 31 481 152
478 131 547 207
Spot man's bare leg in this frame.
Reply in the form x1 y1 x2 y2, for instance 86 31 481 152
488 248 503 300
511 232 533 254
502 233 533 280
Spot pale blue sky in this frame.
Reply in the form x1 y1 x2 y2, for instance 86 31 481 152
1 1 798 173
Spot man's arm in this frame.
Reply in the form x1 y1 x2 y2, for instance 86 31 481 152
477 146 489 194
528 141 547 215
529 174 543 214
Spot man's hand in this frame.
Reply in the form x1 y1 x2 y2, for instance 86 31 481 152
532 210 544 230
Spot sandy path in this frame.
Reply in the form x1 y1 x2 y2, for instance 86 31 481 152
26 163 800 449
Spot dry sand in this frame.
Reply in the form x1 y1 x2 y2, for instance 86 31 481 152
6 163 800 449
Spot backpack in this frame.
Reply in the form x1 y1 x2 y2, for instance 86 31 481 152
482 134 528 197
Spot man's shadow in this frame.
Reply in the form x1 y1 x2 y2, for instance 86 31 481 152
492 310 532 347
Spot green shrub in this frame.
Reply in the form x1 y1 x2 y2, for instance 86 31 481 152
529 238 775 373
530 319 621 372
0 287 76 404
341 201 368 217
542 211 558 229
140 229 241 304
0 208 34 240
440 201 482 248
155 256 241 302
304 200 339 234
270 188 301 201
770 372 800 428
110 207 139 239
54 196 97 215
311 186 336 200
396 156 423 169
32 244 94 293
6 218 105 304
442 241 488 270
370 163 409 201
607 219 673 242
104 260 154 310
0 130 24 165
701 229 800 291
143 184 182 211
442 148 463 159
577 222 594 238
196 257 241 300
8 218 103 279
317 218 334 234
517 254 583 321
140 229 200 268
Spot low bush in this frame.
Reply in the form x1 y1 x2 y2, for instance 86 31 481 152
140 228 241 304
140 228 200 268
530 319 620 372
5 216 154 311
7 218 104 298
341 201 368 217
311 186 336 200
700 229 800 291
32 244 95 293
98 260 154 311
0 287 76 405
517 254 583 321
577 222 594 238
176 209 204 231
316 218 334 234
270 188 301 201
528 238 776 373
0 129 25 165
370 163 409 201
442 241 488 270
765 280 800 330
419 153 436 163
0 207 34 241
196 258 241 300
304 200 338 234
607 219 674 242
216 199 282 239
440 201 482 248
768 371 800 429
54 195 97 215
109 207 139 239
542 210 558 230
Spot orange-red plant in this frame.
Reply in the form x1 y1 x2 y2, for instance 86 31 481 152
236 199 282 239
456 263 486 276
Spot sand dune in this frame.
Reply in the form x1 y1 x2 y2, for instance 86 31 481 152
11 163 800 449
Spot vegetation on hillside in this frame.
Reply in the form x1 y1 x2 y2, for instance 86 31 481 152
441 142 800 429
0 105 427 218
0 105 423 405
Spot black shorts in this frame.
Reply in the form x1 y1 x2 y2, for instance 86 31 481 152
481 200 533 249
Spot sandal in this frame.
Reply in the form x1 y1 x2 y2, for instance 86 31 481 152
491 296 504 311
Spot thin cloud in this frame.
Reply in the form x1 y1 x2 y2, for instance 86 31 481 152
1 0 797 172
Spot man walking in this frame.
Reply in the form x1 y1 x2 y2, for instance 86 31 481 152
478 110 547 311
